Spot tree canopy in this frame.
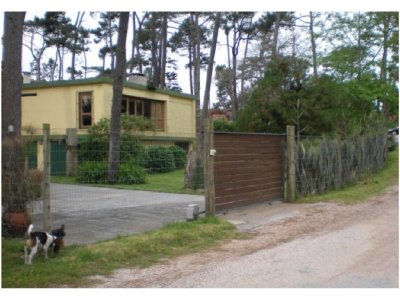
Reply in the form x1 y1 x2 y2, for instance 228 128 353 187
21 11 399 135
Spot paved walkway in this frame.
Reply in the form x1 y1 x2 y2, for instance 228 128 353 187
30 184 204 245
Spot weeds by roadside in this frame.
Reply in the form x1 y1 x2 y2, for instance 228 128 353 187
1 216 245 288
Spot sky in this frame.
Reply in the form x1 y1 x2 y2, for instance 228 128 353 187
1 1 399 106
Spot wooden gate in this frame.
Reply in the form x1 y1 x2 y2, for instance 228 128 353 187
213 132 285 211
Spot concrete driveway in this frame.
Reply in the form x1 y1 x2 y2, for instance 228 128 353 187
30 184 204 245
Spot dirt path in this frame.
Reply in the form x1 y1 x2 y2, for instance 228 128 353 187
87 185 398 288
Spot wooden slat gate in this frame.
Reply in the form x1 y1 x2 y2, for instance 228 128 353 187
213 132 285 211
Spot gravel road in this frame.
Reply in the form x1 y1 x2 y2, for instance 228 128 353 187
88 185 398 288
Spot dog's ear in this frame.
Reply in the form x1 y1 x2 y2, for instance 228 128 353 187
61 224 65 230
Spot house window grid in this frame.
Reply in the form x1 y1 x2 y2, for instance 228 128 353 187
122 96 165 131
79 91 93 129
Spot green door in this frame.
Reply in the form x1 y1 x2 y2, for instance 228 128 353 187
51 141 67 176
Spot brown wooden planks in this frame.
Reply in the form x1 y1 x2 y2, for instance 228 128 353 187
213 133 284 211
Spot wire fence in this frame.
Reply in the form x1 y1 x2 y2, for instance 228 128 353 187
2 128 204 243
2 125 390 243
296 131 388 197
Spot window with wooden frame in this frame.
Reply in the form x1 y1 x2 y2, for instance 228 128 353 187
121 96 165 131
79 92 93 129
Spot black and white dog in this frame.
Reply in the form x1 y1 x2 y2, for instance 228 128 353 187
24 224 66 264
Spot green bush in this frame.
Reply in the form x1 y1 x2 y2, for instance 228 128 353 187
169 146 187 169
78 136 147 165
118 163 147 184
145 146 176 173
77 161 108 184
213 119 236 132
387 135 397 152
78 136 108 162
120 137 147 164
77 161 146 185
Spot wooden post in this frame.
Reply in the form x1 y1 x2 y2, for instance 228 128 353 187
42 124 51 231
286 125 296 202
209 120 215 215
66 128 78 176
204 118 215 215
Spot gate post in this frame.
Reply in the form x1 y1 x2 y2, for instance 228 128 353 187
204 118 215 215
66 128 78 176
286 125 296 202
42 123 51 231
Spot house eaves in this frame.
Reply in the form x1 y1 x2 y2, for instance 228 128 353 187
22 77 196 101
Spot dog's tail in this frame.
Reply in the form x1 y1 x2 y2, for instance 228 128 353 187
26 224 34 236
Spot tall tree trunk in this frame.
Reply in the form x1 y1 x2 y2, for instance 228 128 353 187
107 13 116 71
231 27 239 120
240 35 250 94
225 28 231 69
192 12 201 139
129 12 136 75
380 13 390 117
184 12 202 189
272 12 282 59
107 12 129 184
309 12 318 77
70 12 85 80
203 12 221 118
2 12 25 137
160 13 168 89
57 47 62 80
134 12 148 74
188 45 194 95
150 13 160 87
83 47 87 78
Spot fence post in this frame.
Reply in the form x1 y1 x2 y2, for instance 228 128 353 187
42 123 51 231
286 125 296 202
66 128 78 176
204 118 215 215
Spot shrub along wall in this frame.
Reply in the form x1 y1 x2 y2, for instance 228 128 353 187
296 131 387 197
77 138 187 184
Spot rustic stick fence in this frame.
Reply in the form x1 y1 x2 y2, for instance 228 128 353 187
296 131 387 197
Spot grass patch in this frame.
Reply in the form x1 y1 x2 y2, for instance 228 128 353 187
1 216 244 288
52 168 202 195
296 149 398 204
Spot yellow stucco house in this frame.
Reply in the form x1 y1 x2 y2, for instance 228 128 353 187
22 76 196 143
21 76 196 175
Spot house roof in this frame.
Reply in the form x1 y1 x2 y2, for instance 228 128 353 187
22 77 196 101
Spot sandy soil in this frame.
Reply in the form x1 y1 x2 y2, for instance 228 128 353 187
86 185 399 288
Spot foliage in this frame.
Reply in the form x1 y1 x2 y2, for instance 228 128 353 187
144 146 176 173
168 145 187 169
77 161 108 183
213 119 236 132
116 162 147 184
2 138 42 212
236 55 394 137
78 116 151 163
387 135 397 152
77 161 146 184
